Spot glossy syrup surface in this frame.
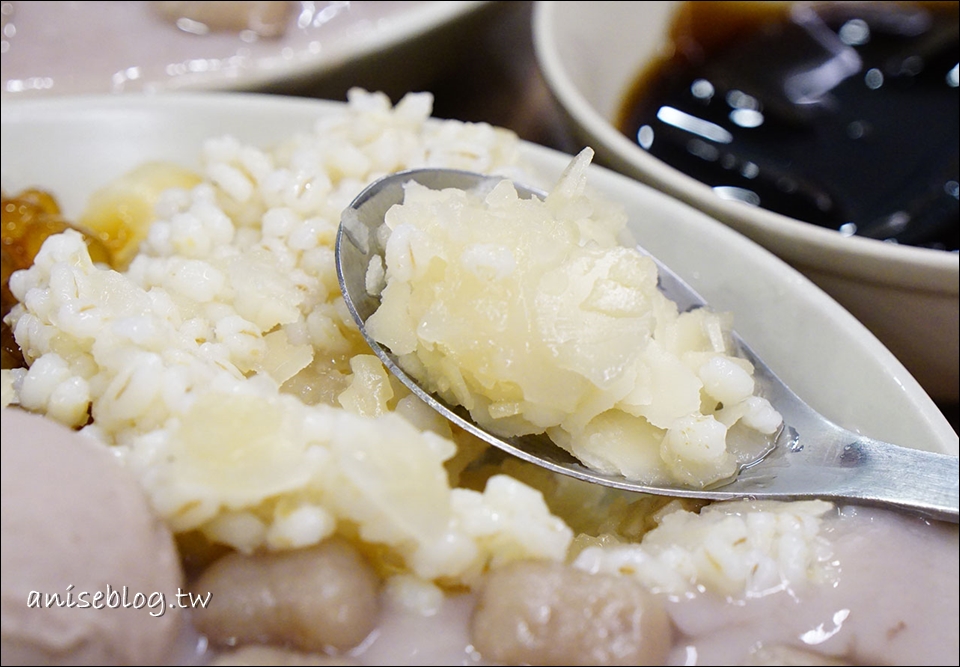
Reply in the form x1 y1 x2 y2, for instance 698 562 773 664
617 1 959 251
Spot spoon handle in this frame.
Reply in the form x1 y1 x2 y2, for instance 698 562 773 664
831 437 960 522
732 393 960 522
728 331 959 523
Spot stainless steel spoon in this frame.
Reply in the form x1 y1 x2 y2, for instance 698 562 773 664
336 168 959 523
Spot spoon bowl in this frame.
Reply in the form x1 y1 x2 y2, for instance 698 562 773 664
336 167 959 523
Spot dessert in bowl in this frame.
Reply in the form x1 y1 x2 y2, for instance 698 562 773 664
533 0 960 402
1 91 957 665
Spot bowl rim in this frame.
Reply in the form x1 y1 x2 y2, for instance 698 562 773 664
531 0 959 294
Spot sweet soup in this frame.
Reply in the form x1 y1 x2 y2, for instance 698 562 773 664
1 89 957 666
617 1 959 251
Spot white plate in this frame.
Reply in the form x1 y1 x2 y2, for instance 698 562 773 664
2 92 956 455
1 1 490 98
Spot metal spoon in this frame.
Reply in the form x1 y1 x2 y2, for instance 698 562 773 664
336 168 959 523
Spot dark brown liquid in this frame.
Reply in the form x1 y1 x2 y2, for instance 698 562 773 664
617 1 959 251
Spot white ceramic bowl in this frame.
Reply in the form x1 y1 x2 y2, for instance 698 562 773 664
0 1 495 100
1 93 957 664
532 0 960 402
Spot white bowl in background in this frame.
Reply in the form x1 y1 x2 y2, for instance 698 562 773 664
532 0 960 402
0 1 497 101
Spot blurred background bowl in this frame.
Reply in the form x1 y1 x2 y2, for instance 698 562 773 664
532 0 959 403
0 1 501 102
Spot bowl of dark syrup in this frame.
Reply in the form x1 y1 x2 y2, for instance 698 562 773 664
534 0 960 403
